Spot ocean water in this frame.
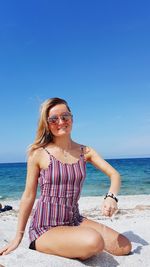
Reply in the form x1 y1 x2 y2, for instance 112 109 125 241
0 158 150 200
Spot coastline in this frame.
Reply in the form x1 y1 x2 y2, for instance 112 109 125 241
0 195 150 267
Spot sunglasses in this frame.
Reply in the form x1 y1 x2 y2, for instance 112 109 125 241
47 112 73 124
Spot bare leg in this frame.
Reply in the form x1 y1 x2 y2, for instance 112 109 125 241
80 218 132 256
35 225 104 260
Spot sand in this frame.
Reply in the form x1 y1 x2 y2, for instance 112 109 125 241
0 195 150 267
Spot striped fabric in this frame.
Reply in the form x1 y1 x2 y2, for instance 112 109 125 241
29 146 86 242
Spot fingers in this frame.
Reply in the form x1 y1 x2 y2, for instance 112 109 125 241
2 246 12 255
103 207 117 217
0 246 11 255
0 240 19 255
101 197 118 217
0 245 9 255
2 247 12 255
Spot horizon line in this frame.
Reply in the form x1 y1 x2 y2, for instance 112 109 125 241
0 155 150 164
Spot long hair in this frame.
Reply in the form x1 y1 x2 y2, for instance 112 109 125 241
28 97 71 155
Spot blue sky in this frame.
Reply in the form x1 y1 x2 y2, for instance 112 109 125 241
0 0 150 162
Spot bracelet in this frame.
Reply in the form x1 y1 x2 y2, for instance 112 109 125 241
19 231 25 234
104 192 118 203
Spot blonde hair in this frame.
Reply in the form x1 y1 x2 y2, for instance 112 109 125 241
28 97 71 155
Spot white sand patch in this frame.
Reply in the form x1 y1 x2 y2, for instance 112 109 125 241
0 195 150 267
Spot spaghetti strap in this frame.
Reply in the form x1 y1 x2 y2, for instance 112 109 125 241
80 145 84 157
43 147 50 155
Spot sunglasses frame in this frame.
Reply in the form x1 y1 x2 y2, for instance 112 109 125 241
47 112 73 124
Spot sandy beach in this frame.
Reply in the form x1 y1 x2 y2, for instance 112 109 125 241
0 195 150 267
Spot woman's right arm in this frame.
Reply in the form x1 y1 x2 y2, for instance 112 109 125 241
0 151 40 255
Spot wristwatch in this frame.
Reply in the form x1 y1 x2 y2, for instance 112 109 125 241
104 192 118 203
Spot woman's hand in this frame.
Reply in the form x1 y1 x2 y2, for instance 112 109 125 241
0 235 22 256
101 197 118 217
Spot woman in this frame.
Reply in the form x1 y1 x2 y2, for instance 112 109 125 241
0 97 131 260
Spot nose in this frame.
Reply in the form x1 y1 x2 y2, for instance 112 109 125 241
57 117 65 124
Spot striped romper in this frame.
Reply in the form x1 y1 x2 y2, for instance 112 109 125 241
28 146 86 248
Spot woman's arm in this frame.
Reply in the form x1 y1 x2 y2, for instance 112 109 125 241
0 151 40 255
85 146 121 217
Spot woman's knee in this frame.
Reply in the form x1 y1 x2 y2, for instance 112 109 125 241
79 231 104 261
86 231 104 253
116 234 132 256
121 235 132 255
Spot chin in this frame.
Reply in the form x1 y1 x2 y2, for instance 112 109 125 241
51 125 72 137
54 130 71 137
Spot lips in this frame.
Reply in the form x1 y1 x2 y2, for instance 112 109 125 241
57 125 68 130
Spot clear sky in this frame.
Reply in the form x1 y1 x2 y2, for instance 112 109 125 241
0 0 150 162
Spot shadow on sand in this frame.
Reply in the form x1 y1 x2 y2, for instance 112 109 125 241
80 252 119 267
123 231 149 255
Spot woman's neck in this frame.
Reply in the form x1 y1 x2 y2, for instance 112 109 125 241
52 136 73 151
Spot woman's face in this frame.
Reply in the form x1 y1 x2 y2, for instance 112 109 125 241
47 104 73 137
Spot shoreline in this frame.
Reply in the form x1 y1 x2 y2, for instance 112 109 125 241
0 195 150 267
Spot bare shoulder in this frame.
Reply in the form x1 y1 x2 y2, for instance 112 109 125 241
27 148 44 167
82 146 103 162
72 142 87 152
25 149 43 193
71 143 96 161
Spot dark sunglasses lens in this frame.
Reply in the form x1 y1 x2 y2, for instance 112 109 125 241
48 116 58 124
61 114 71 121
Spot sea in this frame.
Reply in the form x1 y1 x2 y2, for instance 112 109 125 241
0 158 150 201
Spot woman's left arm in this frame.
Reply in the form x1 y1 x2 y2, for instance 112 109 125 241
85 146 121 217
